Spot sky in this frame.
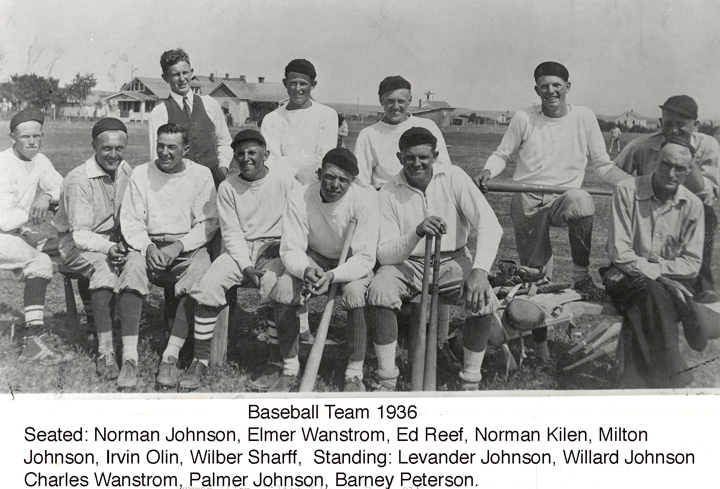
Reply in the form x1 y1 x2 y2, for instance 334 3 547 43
2 0 720 118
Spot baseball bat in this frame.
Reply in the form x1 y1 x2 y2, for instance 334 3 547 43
298 219 357 392
563 339 618 372
568 321 612 355
424 235 442 391
485 180 613 196
411 237 434 391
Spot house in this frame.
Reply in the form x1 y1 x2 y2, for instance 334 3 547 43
413 100 455 127
208 76 287 126
614 110 660 130
57 90 115 119
102 74 226 122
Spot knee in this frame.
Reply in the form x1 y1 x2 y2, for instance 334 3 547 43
117 252 148 295
25 252 53 281
341 281 368 309
366 277 402 310
268 272 302 305
563 189 595 220
88 261 120 291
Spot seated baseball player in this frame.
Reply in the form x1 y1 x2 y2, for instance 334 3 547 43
605 139 706 388
118 123 218 389
189 129 296 391
262 148 379 393
0 109 67 364
52 118 132 379
354 75 452 189
366 127 503 391
615 95 719 304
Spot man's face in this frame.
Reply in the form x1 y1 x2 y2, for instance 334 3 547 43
283 71 316 107
534 75 570 112
234 140 269 181
654 143 692 195
11 121 44 161
320 163 354 203
156 132 188 173
398 144 437 188
92 131 127 173
162 61 193 96
660 109 697 140
380 89 412 124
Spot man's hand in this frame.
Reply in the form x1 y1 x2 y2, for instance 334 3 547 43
29 193 52 225
461 269 499 315
602 265 628 289
657 275 694 305
416 216 447 237
161 241 184 265
146 244 166 272
243 266 265 288
472 169 492 194
310 271 335 296
108 243 128 267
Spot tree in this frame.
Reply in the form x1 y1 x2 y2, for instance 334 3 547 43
468 112 478 124
64 73 97 105
10 73 63 109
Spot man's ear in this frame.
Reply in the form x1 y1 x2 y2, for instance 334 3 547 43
566 81 572 92
161 72 168 84
311 79 317 89
534 85 541 98
282 78 288 88
182 144 190 157
396 152 403 164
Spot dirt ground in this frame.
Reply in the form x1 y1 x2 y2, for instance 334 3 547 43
1 119 718 394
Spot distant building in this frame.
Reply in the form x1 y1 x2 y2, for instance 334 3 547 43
102 73 276 123
413 100 455 127
58 90 115 119
208 76 287 126
614 110 659 130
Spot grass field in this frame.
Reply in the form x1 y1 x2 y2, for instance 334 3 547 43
1 119 718 395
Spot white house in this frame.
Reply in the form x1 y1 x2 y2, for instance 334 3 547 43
615 110 660 130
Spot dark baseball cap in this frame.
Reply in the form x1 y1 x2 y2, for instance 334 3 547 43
660 95 698 120
231 129 266 149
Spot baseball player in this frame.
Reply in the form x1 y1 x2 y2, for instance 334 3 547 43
608 124 622 153
605 139 705 388
189 129 296 391
366 127 503 391
118 123 218 389
262 148 379 392
354 75 451 189
473 61 631 362
148 48 232 188
261 58 338 343
615 95 719 303
52 118 132 379
0 109 68 364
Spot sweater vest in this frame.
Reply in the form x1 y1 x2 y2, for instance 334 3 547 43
164 94 219 170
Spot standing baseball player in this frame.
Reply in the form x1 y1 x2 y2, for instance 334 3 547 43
0 109 68 364
261 58 338 185
52 118 132 379
367 127 503 391
261 58 338 342
118 123 218 389
615 95 719 303
605 139 705 388
354 75 451 189
148 48 232 187
473 61 631 361
189 129 296 391
262 148 379 392
608 124 622 153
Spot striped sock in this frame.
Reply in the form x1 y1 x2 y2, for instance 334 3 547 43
24 278 48 336
83 299 95 329
572 264 590 283
266 316 279 345
438 305 450 344
459 347 485 383
193 305 217 364
346 308 367 362
162 335 185 362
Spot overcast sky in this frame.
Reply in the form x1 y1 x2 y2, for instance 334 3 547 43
2 0 720 118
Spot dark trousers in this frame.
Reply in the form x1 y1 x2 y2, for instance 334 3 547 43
695 204 717 295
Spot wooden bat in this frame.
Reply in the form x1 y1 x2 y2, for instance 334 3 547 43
298 219 357 392
485 180 613 196
563 339 618 372
424 235 442 391
411 237 434 391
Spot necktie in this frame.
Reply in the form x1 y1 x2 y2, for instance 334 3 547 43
183 96 191 117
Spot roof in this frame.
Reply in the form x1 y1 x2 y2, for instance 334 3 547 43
615 110 658 122
102 91 157 102
209 80 287 103
417 100 454 111
119 76 220 99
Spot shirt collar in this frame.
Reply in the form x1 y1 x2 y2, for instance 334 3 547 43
84 155 129 180
396 163 448 189
170 90 193 109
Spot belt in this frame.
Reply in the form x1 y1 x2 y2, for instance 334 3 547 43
149 233 186 244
